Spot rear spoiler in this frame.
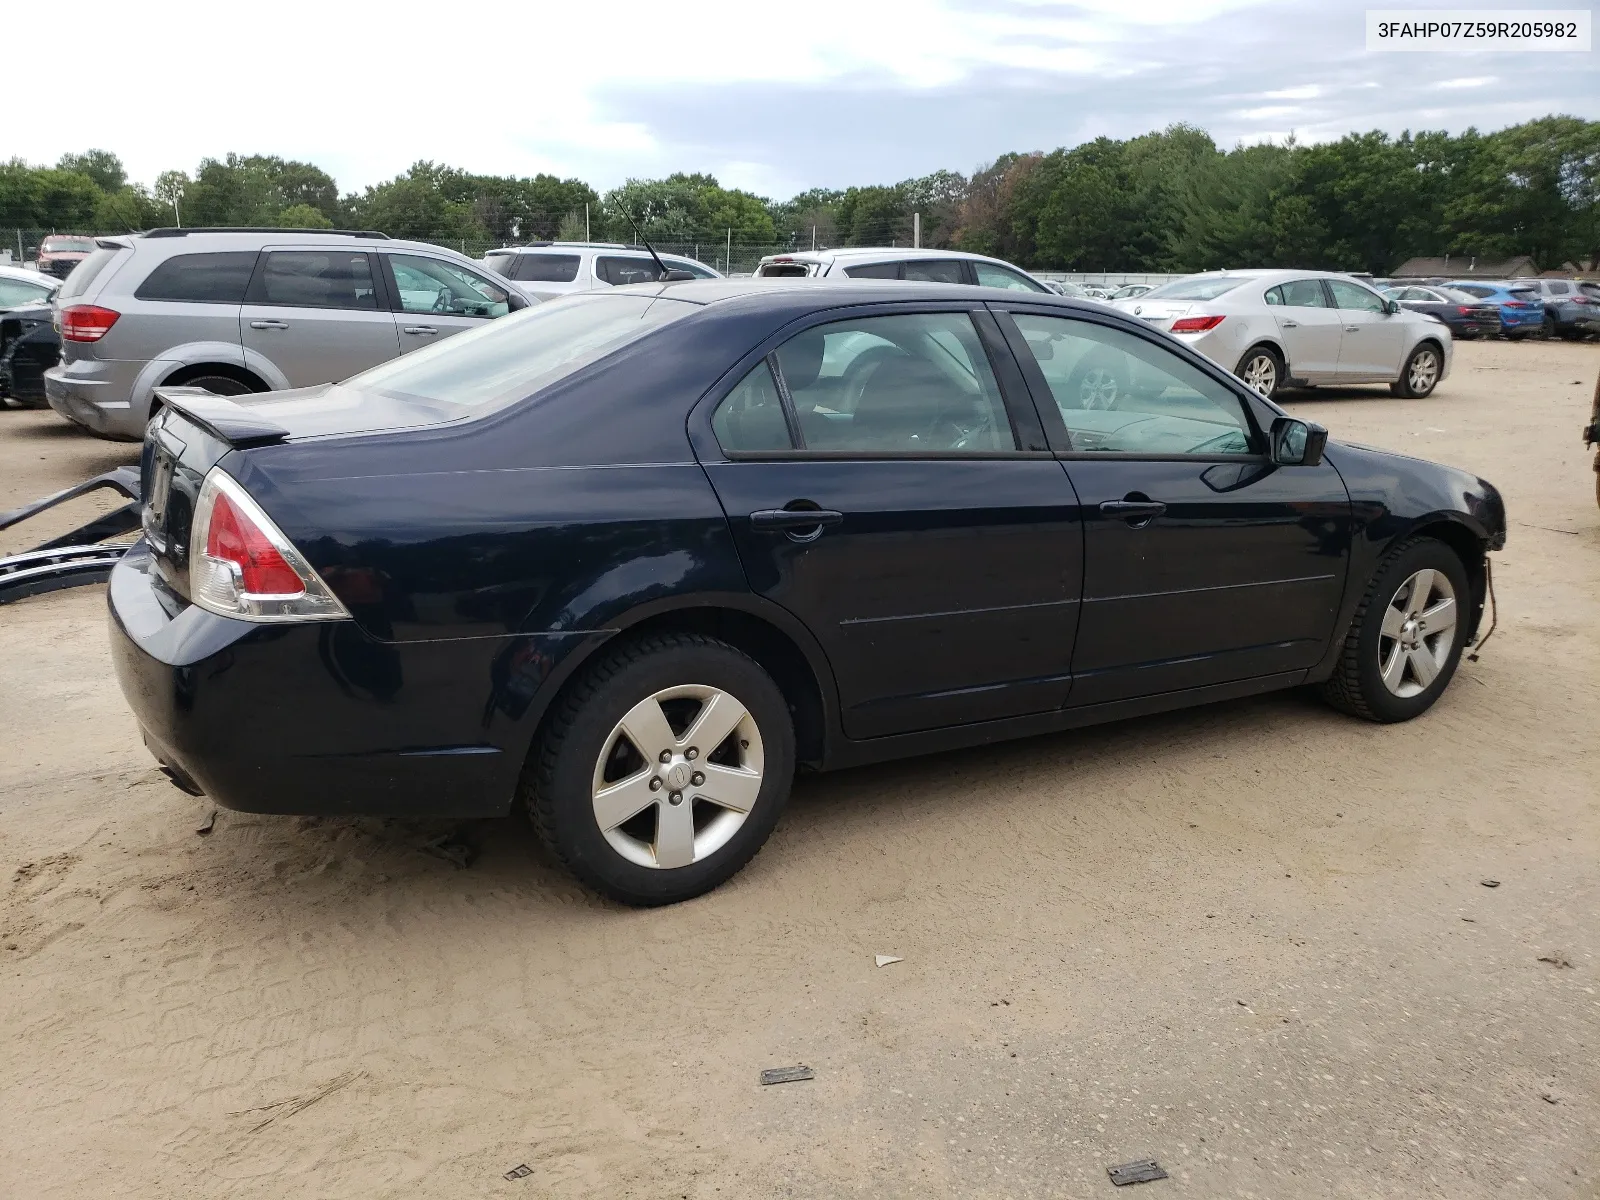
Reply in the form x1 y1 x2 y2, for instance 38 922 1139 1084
154 387 289 448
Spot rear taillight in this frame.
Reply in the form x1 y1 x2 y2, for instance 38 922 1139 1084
1457 306 1473 315
60 304 120 342
188 470 348 623
1170 315 1225 333
1570 295 1592 305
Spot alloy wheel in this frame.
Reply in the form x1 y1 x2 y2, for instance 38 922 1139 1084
590 684 764 869
1241 353 1278 396
1407 350 1439 395
1377 568 1457 698
1079 367 1121 409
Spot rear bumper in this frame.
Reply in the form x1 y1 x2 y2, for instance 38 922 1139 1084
108 540 548 818
45 359 146 439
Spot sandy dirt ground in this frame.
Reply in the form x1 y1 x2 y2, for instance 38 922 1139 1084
1 338 1597 1200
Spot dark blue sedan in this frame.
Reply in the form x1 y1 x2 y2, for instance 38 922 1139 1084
110 281 1507 905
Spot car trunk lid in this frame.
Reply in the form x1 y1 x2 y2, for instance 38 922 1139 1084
1120 301 1195 331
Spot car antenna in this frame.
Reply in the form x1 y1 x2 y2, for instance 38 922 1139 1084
620 206 695 282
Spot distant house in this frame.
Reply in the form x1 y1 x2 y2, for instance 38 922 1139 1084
1391 255 1538 279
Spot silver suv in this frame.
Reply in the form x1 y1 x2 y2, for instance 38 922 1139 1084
46 228 533 440
482 242 721 301
753 247 1054 292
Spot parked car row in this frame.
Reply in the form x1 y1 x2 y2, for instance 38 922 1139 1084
1381 277 1599 340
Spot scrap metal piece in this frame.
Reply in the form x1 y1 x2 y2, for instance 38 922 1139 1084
875 955 903 968
760 1066 814 1086
1108 1159 1168 1186
195 809 218 836
0 466 143 604
504 1164 533 1180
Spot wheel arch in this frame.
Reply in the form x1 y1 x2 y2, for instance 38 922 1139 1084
131 343 289 424
520 594 841 776
1393 514 1490 641
1236 337 1289 380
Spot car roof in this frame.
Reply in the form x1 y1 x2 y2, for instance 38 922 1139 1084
599 277 1138 314
760 247 1025 267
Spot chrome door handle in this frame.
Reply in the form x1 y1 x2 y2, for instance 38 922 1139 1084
1344 325 1360 332
248 319 288 330
1100 499 1167 522
750 508 843 530
403 325 438 335
1280 320 1299 328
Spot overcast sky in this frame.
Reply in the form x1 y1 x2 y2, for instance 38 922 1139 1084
22 0 1598 200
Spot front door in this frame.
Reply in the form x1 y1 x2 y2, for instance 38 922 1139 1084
698 308 1084 740
1000 308 1352 706
1266 278 1344 381
382 253 512 354
240 249 398 387
1327 278 1407 379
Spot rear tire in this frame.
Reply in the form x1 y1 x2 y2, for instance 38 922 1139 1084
522 632 795 906
1235 344 1284 399
1390 343 1442 398
1320 537 1470 723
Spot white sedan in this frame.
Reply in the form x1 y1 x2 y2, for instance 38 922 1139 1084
1114 269 1452 399
0 264 60 310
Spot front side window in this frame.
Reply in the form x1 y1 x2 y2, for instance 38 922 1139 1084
1011 313 1256 456
247 251 377 310
1326 279 1387 312
388 254 509 317
134 252 259 303
0 276 55 306
771 312 1014 453
711 360 791 453
1545 281 1569 295
973 261 1050 292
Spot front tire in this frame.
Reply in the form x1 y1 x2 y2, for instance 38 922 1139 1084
1390 343 1442 398
1235 344 1284 399
523 632 795 906
1320 537 1470 723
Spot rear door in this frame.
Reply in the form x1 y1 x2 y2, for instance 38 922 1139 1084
1265 279 1342 380
998 306 1351 706
381 253 512 353
696 304 1084 739
1327 278 1405 380
240 249 398 387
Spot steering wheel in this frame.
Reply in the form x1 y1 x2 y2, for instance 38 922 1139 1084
431 286 452 313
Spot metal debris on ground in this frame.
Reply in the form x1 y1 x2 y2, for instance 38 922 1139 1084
875 955 903 968
760 1066 814 1086
195 809 217 836
1537 954 1574 969
1480 879 1501 888
504 1164 534 1180
420 831 475 869
1108 1158 1168 1186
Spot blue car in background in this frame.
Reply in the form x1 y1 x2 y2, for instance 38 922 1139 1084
1442 281 1545 338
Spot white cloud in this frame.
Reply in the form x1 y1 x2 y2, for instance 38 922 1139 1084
1434 76 1498 89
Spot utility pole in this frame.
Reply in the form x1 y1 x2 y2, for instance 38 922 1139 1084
726 227 732 275
811 225 816 251
913 212 920 249
585 203 590 242
173 197 181 228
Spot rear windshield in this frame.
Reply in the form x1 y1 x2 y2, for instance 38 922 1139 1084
56 246 126 300
1139 275 1246 301
347 293 697 412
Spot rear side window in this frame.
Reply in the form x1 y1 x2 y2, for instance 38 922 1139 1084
1275 279 1331 308
135 252 259 303
843 262 901 279
1453 284 1493 298
595 256 663 286
771 312 1015 453
56 246 125 300
246 251 378 310
1545 281 1569 295
711 360 790 453
902 260 966 284
512 254 581 283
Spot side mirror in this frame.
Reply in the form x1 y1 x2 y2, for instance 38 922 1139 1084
1270 416 1328 466
1385 299 1401 315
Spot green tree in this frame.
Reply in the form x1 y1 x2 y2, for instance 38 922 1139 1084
278 202 333 229
56 149 127 194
